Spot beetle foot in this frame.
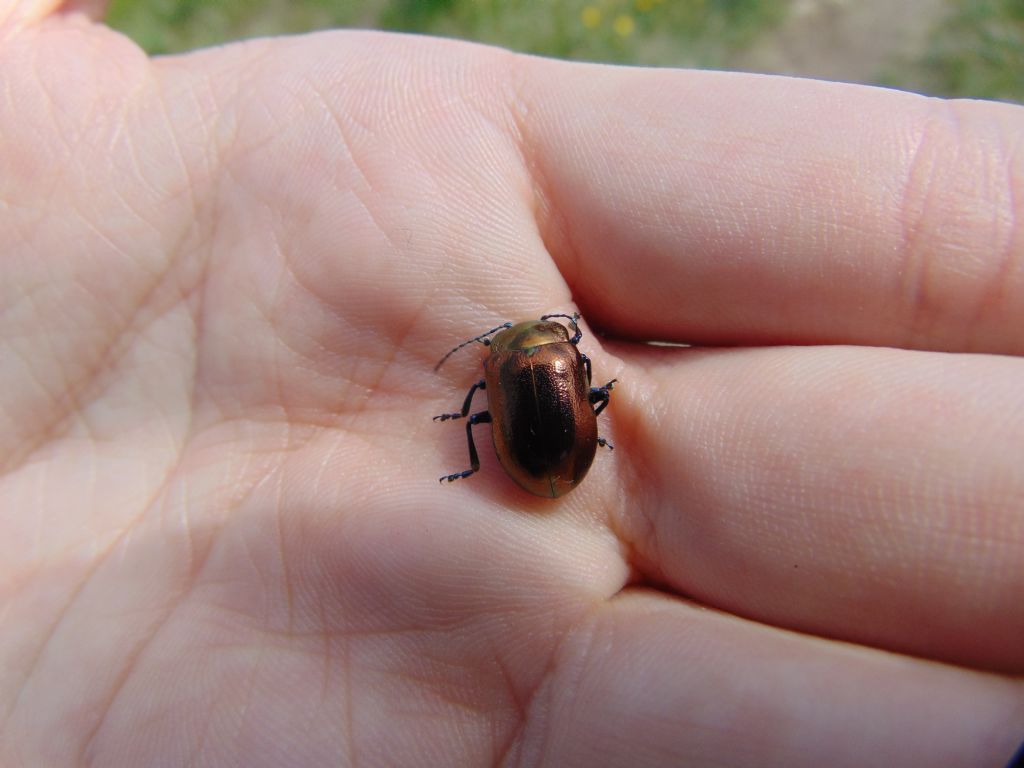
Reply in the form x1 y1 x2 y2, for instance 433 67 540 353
597 437 614 450
433 412 463 422
439 470 475 483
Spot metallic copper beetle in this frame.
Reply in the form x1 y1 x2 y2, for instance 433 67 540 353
434 313 616 498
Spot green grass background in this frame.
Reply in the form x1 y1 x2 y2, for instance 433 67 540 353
916 0 1024 101
106 0 1023 103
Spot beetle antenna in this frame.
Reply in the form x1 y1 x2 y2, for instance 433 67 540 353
539 312 581 343
539 312 579 328
434 322 513 372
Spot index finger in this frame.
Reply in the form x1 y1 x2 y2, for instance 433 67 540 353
512 63 1024 354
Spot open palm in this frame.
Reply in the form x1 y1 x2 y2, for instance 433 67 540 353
2 3 1022 766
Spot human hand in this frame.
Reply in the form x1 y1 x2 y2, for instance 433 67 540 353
1 2 1022 765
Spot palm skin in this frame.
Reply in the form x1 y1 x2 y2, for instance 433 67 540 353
1 4 1023 766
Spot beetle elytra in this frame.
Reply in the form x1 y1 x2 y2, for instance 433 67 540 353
434 313 616 498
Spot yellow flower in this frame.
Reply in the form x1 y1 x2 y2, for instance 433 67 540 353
581 5 603 29
636 0 654 11
613 13 635 37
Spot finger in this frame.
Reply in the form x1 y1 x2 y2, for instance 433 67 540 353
530 592 1024 768
609 344 1024 672
513 63 1024 354
1 0 108 25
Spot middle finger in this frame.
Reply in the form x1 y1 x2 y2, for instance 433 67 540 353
611 344 1024 672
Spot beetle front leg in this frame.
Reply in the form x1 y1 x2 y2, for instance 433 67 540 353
590 378 617 416
433 379 486 422
440 411 493 483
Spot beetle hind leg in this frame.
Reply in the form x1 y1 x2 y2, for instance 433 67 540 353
439 411 492 483
597 437 614 450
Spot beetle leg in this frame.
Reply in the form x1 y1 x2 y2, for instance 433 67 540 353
439 411 493 483
590 378 618 416
597 437 615 450
433 379 486 422
579 352 593 385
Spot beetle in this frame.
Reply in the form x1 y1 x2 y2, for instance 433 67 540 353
433 312 616 498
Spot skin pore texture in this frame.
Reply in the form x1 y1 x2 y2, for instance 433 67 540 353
1 1 1022 765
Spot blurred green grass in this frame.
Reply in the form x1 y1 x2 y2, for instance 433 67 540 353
919 0 1024 101
106 0 1023 103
